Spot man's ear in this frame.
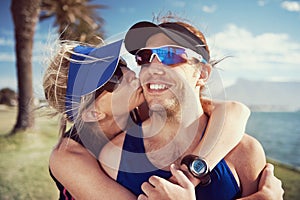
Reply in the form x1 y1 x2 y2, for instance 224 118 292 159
82 108 106 122
196 64 211 86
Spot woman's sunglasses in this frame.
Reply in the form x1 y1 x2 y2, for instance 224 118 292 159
100 65 124 93
135 45 207 66
85 65 124 108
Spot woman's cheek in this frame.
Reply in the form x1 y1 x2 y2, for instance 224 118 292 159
111 86 131 110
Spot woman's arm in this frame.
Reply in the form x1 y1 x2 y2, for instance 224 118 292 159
140 163 284 200
194 100 250 168
175 100 250 186
138 164 196 200
237 163 284 200
49 138 136 200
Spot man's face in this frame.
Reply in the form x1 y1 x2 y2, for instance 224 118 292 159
138 33 199 117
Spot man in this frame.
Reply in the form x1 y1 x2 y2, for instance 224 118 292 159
99 20 283 200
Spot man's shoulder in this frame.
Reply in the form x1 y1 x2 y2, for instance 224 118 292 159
239 134 262 150
226 133 266 196
99 132 125 161
228 133 266 164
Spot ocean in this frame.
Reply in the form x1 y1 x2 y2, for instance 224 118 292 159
246 112 300 169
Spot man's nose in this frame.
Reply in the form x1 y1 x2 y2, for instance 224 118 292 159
148 56 165 75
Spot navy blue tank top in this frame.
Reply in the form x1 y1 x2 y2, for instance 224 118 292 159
117 124 241 200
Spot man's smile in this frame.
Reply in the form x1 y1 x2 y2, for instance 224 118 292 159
145 82 173 94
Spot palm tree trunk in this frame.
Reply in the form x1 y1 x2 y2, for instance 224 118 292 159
10 0 41 134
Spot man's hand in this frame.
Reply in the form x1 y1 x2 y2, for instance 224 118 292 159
137 164 196 200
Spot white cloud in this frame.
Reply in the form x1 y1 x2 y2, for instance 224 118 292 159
0 53 15 62
1 29 14 37
281 1 300 12
0 43 53 64
0 28 58 63
266 76 298 82
207 24 300 83
120 7 136 14
172 1 186 8
0 38 14 46
258 0 265 6
164 0 186 8
202 5 217 13
0 77 17 91
0 74 45 98
257 0 269 7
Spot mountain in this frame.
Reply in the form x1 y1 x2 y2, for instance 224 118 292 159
224 79 300 112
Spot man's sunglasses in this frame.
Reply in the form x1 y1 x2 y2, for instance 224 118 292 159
135 45 207 66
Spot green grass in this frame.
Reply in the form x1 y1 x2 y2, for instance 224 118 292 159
0 106 59 199
0 106 299 199
268 159 300 200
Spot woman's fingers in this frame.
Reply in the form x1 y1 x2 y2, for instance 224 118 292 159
141 181 155 196
170 164 194 188
137 194 148 200
179 164 200 186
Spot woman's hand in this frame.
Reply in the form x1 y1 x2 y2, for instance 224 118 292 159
138 164 196 200
237 163 284 200
258 163 284 200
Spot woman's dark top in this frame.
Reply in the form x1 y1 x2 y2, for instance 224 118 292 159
49 128 82 200
49 109 142 199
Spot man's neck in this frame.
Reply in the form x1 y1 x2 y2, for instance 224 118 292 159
143 112 180 146
143 110 208 169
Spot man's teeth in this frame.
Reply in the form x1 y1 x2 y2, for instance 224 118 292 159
149 84 168 90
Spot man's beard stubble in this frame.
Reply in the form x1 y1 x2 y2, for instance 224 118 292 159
147 90 184 124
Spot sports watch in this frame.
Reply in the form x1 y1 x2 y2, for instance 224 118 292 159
181 154 211 186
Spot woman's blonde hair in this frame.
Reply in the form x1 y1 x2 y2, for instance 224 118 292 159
42 41 100 144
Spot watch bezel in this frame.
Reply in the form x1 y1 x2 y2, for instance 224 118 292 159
190 158 209 178
181 154 211 186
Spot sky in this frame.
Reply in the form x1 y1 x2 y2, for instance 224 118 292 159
0 0 300 98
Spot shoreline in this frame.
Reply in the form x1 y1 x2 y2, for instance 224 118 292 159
267 157 300 172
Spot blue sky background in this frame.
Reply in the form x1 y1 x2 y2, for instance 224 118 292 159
0 0 300 98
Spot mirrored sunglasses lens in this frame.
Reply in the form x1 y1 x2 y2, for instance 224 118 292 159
136 46 188 66
136 49 152 65
157 47 187 65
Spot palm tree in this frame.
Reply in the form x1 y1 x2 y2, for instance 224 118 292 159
9 0 106 135
40 0 106 45
10 0 41 134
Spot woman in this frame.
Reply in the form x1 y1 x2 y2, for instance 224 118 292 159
44 39 282 199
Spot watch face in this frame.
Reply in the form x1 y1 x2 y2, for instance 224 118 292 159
191 159 206 175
